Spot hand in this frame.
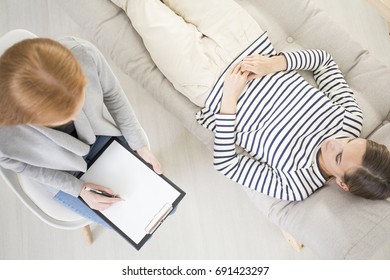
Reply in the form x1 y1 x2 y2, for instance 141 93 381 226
241 54 287 81
79 183 122 211
136 146 163 174
220 63 250 114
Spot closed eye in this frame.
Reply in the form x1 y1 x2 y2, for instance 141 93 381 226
335 138 354 165
336 153 342 165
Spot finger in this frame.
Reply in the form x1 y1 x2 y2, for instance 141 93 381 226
227 64 237 74
109 196 124 202
241 70 250 78
247 73 260 81
244 54 257 59
142 153 163 175
95 203 111 211
243 54 261 61
244 54 270 63
237 64 249 74
247 74 255 81
92 184 117 196
242 56 255 62
240 62 255 73
152 160 163 175
232 63 242 74
93 193 122 204
89 200 109 211
240 71 250 84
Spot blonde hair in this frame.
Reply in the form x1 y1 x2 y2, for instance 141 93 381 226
0 38 87 126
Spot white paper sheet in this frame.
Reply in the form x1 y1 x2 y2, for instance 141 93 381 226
81 140 182 244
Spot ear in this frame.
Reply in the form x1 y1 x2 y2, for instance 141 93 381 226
336 177 350 192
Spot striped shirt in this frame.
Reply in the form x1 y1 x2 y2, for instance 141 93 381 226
196 32 363 201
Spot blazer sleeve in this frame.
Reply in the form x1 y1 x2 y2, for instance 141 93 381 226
83 39 150 150
0 157 84 197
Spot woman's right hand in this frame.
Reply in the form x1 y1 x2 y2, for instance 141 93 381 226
79 183 122 211
220 63 250 114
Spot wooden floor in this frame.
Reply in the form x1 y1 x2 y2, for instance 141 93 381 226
0 0 389 260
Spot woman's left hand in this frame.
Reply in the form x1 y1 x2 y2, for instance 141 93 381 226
241 54 287 81
136 146 163 174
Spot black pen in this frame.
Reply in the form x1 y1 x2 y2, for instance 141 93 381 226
85 187 119 198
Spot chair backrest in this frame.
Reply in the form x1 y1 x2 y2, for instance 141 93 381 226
0 29 37 54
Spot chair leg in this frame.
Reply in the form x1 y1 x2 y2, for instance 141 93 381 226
82 225 93 245
282 230 304 252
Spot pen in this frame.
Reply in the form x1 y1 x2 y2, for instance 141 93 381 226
85 187 119 198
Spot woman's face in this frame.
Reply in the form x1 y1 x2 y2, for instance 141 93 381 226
319 137 367 188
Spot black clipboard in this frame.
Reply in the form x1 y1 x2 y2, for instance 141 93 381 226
78 137 185 250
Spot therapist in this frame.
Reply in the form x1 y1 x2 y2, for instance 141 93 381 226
0 31 161 225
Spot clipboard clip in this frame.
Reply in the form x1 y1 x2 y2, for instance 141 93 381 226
145 203 173 235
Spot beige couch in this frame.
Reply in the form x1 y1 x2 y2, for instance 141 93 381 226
59 0 390 259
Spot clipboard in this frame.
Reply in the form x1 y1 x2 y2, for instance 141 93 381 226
78 137 185 250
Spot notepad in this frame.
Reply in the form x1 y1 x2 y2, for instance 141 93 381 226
80 138 185 250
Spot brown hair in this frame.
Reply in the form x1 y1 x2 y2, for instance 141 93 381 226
344 139 390 200
0 38 87 126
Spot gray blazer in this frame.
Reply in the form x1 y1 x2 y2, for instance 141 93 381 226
0 37 149 196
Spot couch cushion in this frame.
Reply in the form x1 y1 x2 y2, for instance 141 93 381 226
369 123 390 148
353 87 387 138
347 57 390 137
245 182 390 259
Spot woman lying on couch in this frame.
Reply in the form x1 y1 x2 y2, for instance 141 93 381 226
114 0 390 201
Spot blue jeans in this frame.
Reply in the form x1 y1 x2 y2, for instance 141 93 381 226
53 136 129 228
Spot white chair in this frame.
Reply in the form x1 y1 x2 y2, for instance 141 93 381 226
0 29 93 244
0 167 93 244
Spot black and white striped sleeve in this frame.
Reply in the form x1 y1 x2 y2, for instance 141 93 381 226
213 114 286 198
282 49 363 136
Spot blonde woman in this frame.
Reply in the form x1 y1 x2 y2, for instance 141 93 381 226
0 30 161 226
